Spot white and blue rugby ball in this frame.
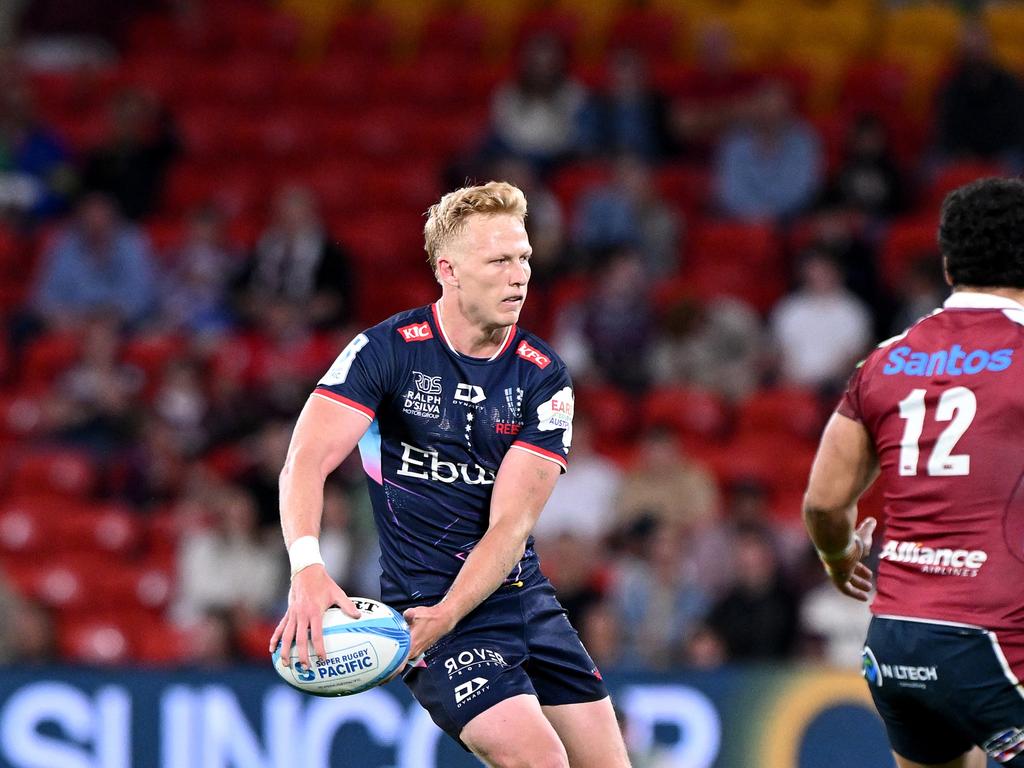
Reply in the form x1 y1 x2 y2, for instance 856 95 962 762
272 598 411 697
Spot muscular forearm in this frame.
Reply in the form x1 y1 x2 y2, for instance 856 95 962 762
438 516 529 624
279 454 327 547
803 501 857 557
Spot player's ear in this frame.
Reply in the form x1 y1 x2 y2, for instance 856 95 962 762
437 255 459 288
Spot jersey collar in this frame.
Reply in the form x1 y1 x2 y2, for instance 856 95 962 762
431 301 517 362
943 291 1024 311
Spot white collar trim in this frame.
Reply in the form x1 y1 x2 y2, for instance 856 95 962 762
433 300 513 362
942 291 1024 311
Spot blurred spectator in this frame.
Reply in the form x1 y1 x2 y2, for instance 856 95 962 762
714 81 823 221
175 485 284 624
670 21 760 159
0 67 74 220
158 205 239 336
186 608 241 667
80 88 180 220
151 358 209 455
321 484 355 585
120 417 193 508
554 249 655 391
46 313 143 452
32 192 156 329
891 256 947 335
800 576 872 670
0 579 56 663
236 185 355 330
937 22 1024 165
491 155 566 283
611 521 710 669
705 525 799 661
534 412 621 543
650 296 763 401
241 419 294 530
573 154 682 278
541 532 605 631
615 427 719 531
683 624 727 669
579 600 623 669
488 32 587 170
579 48 673 160
826 114 906 218
770 251 871 390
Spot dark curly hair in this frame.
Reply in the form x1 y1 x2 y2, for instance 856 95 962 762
939 177 1024 288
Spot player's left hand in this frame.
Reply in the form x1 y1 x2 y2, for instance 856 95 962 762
820 517 877 602
404 603 458 661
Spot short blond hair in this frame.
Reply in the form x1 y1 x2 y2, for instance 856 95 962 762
424 181 528 275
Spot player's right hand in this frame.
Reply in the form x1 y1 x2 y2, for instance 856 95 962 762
821 517 877 602
268 565 360 669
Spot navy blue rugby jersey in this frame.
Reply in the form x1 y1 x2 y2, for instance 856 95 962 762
313 302 574 608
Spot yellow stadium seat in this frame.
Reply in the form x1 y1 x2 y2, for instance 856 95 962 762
883 3 963 61
686 3 784 65
785 3 876 58
984 2 1024 54
784 43 852 114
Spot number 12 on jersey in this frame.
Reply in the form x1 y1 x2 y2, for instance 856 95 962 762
897 387 977 477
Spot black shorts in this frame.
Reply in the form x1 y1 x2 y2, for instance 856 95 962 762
864 616 1024 765
402 571 608 746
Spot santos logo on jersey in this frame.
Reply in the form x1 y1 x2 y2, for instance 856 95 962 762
879 539 988 576
882 344 1013 376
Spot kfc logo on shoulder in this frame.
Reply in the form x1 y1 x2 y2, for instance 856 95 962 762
397 322 433 342
516 340 551 369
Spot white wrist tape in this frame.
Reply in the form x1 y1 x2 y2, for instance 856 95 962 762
289 536 325 577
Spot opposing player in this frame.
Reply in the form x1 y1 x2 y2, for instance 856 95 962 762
803 177 1024 768
270 182 631 768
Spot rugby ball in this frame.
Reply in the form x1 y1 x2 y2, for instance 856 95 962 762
272 598 411 697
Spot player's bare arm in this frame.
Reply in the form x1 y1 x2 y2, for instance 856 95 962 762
803 411 880 601
270 394 370 668
403 448 562 660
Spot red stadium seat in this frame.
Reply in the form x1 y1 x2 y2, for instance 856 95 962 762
879 216 940 291
575 383 634 446
419 6 488 58
688 221 781 272
57 616 133 664
642 386 730 441
134 619 190 664
0 390 45 438
606 6 679 59
550 162 614 212
337 212 430 272
736 387 826 442
654 164 711 218
123 334 187 384
10 449 98 499
327 6 397 60
924 161 1014 212
701 432 817 496
20 331 81 388
0 495 54 555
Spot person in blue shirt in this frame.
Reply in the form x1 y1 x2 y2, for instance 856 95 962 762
32 192 156 329
271 182 630 767
714 81 823 221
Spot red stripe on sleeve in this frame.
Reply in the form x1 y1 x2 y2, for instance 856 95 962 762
313 388 375 420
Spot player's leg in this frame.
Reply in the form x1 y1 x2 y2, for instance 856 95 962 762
460 694 570 768
542 698 631 768
892 746 987 768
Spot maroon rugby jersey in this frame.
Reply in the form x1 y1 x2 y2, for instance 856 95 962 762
839 292 1024 635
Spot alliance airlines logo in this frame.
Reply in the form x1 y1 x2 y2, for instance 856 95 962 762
882 344 1012 376
879 539 988 577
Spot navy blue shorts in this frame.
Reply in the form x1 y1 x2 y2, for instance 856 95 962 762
864 616 1024 765
402 571 608 746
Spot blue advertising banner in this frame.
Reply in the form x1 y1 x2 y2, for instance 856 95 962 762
0 664 933 767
